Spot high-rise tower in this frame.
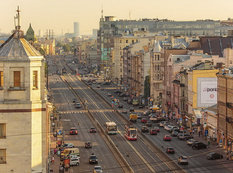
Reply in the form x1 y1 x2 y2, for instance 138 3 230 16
73 22 79 37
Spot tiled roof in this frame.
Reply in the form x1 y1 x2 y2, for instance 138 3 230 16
0 31 41 61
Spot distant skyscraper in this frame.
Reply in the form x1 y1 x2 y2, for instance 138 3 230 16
74 22 79 37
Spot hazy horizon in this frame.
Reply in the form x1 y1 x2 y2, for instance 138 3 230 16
1 0 233 36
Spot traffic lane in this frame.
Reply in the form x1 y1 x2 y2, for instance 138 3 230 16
50 76 123 173
138 122 232 173
92 111 153 173
62 113 123 173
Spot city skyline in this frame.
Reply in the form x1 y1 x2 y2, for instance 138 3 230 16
1 0 233 35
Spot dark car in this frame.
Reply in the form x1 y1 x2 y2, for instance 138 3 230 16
123 97 128 101
69 127 78 135
192 142 207 150
89 154 98 164
85 142 92 149
128 99 132 104
150 129 158 135
166 147 175 154
89 128 97 133
129 108 134 112
141 126 149 133
118 104 123 108
119 93 126 97
139 105 145 109
146 121 152 127
171 130 179 137
207 152 223 160
114 90 122 94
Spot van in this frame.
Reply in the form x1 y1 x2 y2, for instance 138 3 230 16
70 155 80 166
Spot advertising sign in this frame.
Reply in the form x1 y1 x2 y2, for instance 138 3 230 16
197 78 217 107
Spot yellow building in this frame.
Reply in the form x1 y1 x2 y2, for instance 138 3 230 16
187 62 218 127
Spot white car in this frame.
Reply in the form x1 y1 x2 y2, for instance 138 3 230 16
187 139 197 145
93 166 103 173
63 143 74 148
164 125 173 131
178 156 188 165
70 156 80 166
159 121 167 127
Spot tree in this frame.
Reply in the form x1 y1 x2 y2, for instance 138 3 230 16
63 44 71 52
144 75 150 98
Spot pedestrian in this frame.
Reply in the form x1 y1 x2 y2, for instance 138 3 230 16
198 131 201 137
51 156 55 164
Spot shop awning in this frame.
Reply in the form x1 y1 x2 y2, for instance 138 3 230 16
193 109 202 119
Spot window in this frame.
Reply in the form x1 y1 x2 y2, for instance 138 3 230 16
126 40 128 43
0 149 6 164
0 124 6 138
33 71 38 89
0 71 3 87
132 40 135 44
157 55 160 61
14 71 20 87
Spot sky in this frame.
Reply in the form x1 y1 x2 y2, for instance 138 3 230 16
1 0 233 36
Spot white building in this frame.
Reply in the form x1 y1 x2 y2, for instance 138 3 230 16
0 28 47 172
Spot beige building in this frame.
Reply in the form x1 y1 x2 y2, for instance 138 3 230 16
0 29 47 172
217 69 233 151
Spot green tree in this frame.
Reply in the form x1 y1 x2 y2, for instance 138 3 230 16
63 44 71 52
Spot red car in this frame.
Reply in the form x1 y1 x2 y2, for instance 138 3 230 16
141 118 147 123
163 135 172 141
166 147 175 154
150 129 157 135
154 127 160 132
69 127 78 135
89 128 97 133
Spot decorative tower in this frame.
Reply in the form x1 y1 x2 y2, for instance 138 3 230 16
25 23 36 42
0 7 47 173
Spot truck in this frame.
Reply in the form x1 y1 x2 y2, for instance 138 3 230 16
129 114 138 122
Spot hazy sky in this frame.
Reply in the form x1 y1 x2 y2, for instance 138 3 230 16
1 0 233 35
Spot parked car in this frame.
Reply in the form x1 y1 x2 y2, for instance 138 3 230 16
163 135 172 141
178 156 188 165
141 126 149 133
178 134 193 140
154 127 160 132
63 143 74 148
207 152 223 160
187 139 197 146
93 166 103 173
129 107 134 112
159 121 167 127
85 142 92 149
141 118 147 123
164 125 173 131
150 129 158 135
107 93 112 97
122 109 127 114
139 105 145 109
89 154 98 164
166 147 175 154
74 102 82 108
146 121 152 127
192 142 207 150
171 130 179 137
89 128 97 133
69 127 78 135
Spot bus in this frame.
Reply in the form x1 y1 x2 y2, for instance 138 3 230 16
125 125 137 141
105 122 117 135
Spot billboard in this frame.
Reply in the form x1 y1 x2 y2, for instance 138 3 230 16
197 78 217 107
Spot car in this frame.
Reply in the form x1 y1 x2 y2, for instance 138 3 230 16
207 152 223 160
114 90 122 94
85 142 92 148
171 130 179 137
192 142 207 150
93 166 103 173
137 114 142 119
89 154 98 164
178 156 188 165
118 104 123 108
143 110 151 116
63 143 74 148
178 134 193 140
166 147 175 154
72 98 77 103
74 102 82 108
70 127 78 135
141 118 147 123
187 139 197 146
128 99 132 104
122 109 127 114
89 128 97 133
164 125 173 131
154 127 160 132
146 121 152 127
129 107 134 112
107 93 112 97
159 121 167 127
123 97 128 101
141 126 149 133
70 155 80 166
139 105 145 109
119 93 126 97
163 135 172 141
150 129 158 135
97 85 101 88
